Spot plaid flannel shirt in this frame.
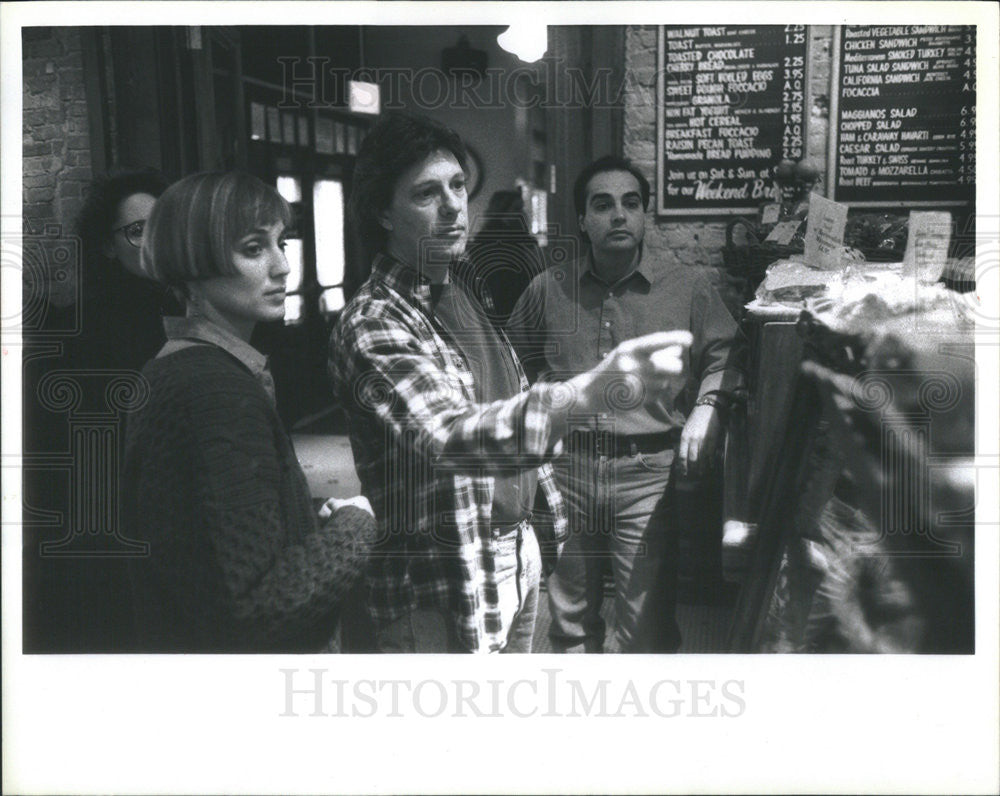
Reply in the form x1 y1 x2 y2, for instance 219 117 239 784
328 253 568 652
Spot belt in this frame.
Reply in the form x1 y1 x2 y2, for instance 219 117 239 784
570 429 680 458
490 514 532 538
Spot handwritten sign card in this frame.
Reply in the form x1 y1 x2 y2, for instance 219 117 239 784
903 211 952 283
803 194 849 269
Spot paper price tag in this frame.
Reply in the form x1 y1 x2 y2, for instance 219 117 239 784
903 211 952 284
803 194 848 270
760 203 781 225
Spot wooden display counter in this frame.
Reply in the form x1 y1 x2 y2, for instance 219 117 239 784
728 297 975 653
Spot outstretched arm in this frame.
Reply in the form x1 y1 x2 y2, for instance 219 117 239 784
331 306 693 473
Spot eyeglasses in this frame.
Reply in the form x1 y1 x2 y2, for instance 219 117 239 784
111 219 146 248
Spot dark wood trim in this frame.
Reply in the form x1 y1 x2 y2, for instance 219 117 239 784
189 28 218 171
108 27 166 172
727 356 821 652
79 27 109 177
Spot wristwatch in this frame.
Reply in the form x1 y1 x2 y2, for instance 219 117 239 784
694 393 734 426
694 393 728 411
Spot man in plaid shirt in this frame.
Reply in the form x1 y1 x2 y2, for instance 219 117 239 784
328 113 692 653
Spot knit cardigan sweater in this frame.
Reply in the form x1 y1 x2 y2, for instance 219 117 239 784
124 345 373 652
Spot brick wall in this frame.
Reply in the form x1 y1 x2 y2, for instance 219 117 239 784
22 27 94 305
623 25 834 273
23 26 93 228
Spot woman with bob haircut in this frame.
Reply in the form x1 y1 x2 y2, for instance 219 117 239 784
123 171 374 653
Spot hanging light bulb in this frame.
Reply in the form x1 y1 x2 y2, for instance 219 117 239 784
497 24 548 63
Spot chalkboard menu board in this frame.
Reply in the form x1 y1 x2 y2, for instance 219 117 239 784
656 25 809 215
831 25 976 206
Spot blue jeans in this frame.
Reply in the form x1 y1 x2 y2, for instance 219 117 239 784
547 446 680 653
374 523 541 653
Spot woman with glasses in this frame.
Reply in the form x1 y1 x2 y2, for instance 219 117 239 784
73 168 183 372
23 168 179 653
123 171 374 652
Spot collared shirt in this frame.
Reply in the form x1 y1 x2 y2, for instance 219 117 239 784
508 249 745 436
162 315 276 404
328 253 567 653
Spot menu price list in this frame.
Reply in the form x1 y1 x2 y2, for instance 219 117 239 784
835 25 975 205
660 25 808 213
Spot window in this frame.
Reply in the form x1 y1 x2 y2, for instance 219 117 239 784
276 175 302 203
313 178 346 313
529 187 548 247
276 175 305 324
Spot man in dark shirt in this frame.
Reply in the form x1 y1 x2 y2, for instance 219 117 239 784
509 155 745 653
